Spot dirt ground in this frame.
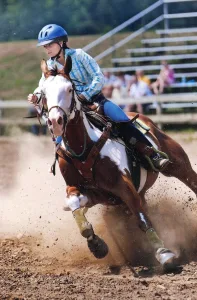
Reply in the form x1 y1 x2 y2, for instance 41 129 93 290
1 132 197 300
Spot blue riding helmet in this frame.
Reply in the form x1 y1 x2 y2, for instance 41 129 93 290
37 24 68 46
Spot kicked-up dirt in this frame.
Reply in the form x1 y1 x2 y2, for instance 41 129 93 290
0 132 197 300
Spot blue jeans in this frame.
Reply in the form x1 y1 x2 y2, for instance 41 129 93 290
97 97 152 146
100 99 130 122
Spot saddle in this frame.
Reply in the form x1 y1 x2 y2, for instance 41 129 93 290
84 108 149 190
55 106 150 191
85 107 146 138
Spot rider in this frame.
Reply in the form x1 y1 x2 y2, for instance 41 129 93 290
28 24 169 172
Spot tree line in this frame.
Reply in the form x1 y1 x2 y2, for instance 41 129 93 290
0 0 197 41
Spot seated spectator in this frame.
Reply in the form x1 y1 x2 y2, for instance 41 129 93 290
136 69 151 86
102 71 117 98
103 71 117 85
112 71 134 98
125 74 152 114
151 61 175 95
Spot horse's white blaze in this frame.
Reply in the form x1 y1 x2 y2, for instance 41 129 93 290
44 76 73 136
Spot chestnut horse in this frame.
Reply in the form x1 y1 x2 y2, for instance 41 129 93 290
39 59 197 270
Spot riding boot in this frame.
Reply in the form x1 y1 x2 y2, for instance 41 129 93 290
99 98 169 171
134 141 170 171
119 121 170 172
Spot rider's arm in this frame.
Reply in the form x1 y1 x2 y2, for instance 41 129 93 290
78 49 105 101
30 58 54 104
27 73 47 117
33 73 46 102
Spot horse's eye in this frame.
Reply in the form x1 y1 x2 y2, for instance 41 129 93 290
69 89 72 93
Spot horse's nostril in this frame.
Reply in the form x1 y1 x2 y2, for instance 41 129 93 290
57 116 63 125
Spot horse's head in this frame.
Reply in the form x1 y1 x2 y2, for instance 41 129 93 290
41 58 75 136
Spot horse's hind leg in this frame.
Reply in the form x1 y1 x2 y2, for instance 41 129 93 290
113 173 178 270
161 138 197 196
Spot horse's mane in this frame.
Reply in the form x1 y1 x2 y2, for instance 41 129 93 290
45 66 70 82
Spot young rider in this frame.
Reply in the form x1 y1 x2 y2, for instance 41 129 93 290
28 24 169 171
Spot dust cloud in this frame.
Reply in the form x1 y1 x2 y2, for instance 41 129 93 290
0 133 197 267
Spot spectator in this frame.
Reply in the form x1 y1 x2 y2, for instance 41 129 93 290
136 69 151 86
125 74 152 114
151 61 175 95
112 71 134 98
102 71 117 98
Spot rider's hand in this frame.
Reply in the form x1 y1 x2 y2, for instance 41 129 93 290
27 94 38 104
78 94 87 102
78 94 95 109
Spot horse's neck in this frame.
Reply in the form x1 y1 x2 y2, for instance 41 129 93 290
65 110 95 153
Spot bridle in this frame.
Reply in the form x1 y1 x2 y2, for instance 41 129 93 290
47 87 77 138
41 67 89 158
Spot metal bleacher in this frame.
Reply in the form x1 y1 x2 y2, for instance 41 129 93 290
85 0 197 90
83 0 197 122
107 0 197 93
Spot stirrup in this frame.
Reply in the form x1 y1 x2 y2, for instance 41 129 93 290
145 147 170 172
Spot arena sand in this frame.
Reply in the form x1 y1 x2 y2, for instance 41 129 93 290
0 133 197 268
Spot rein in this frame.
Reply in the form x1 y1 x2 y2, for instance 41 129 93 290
57 123 112 183
64 128 87 158
37 67 111 179
46 79 112 182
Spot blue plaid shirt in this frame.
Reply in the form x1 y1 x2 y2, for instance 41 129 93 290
36 48 105 101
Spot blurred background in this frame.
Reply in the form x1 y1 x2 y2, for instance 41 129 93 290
0 0 197 286
1 0 197 134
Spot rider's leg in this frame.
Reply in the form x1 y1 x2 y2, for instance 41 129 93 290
101 99 169 171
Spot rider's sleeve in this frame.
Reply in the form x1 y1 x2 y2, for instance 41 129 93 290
33 59 54 95
33 73 46 96
78 49 105 101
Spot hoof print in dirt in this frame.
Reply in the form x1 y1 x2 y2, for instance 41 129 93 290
87 235 109 259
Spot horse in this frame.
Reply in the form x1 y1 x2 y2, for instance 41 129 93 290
39 58 197 271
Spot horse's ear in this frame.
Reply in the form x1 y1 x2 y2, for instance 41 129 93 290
64 55 72 76
41 59 49 76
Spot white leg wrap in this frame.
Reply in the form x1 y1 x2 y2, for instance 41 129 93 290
79 195 88 206
66 195 80 211
65 194 89 211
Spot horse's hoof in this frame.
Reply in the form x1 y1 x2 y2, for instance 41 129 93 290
156 248 178 271
87 235 109 259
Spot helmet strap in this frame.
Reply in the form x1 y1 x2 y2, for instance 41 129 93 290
51 42 63 60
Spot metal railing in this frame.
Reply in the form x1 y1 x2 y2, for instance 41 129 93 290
1 95 197 130
83 0 197 63
83 0 163 53
94 16 164 62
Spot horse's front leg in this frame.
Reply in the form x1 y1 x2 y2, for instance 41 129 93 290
113 173 178 270
65 186 92 236
66 186 108 259
58 158 108 259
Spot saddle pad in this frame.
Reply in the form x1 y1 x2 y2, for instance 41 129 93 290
134 119 150 135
